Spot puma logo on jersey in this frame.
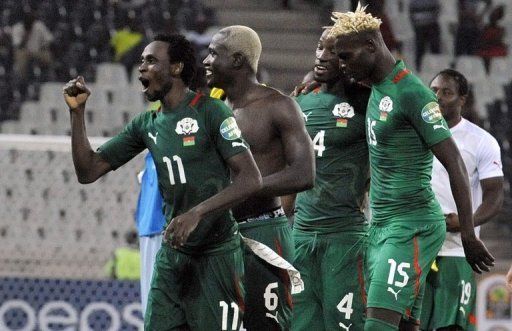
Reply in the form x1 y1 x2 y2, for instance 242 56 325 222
459 307 466 316
433 123 447 131
302 112 313 122
266 311 279 323
148 132 158 144
232 141 248 149
339 322 352 330
387 287 402 300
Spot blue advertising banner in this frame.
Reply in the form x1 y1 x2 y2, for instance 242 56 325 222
0 277 143 331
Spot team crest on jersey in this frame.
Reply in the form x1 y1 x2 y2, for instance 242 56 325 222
332 102 354 127
220 117 242 140
379 96 393 121
421 102 443 124
175 118 199 135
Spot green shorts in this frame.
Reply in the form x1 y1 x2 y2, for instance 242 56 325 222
239 216 294 330
365 221 445 322
420 256 477 330
291 228 368 331
145 237 245 331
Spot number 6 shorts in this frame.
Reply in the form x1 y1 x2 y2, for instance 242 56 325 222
365 221 445 322
239 216 294 330
144 238 245 331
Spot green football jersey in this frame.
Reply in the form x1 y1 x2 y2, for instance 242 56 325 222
294 89 369 233
366 61 451 224
98 91 248 253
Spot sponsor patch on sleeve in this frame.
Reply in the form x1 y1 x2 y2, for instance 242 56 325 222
421 102 443 123
219 117 242 140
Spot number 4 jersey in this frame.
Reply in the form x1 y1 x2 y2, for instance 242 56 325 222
294 87 370 233
98 90 248 253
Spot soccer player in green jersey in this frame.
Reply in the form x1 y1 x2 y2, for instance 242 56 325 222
203 25 315 330
289 27 371 331
63 34 262 330
329 4 494 330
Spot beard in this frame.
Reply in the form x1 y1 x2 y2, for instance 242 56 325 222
145 80 173 102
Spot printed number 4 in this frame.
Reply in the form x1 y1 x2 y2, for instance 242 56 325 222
163 155 186 185
312 130 326 157
337 292 354 320
219 301 240 331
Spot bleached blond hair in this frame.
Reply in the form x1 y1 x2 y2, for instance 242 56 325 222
329 2 382 39
217 25 262 73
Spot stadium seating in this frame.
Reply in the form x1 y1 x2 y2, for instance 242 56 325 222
0 139 143 278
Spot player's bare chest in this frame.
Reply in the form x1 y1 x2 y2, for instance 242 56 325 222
233 107 275 149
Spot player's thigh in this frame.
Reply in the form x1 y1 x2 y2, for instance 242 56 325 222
241 218 294 330
366 222 445 318
291 232 324 331
322 238 366 331
184 247 245 331
430 257 476 330
145 245 187 330
418 268 436 331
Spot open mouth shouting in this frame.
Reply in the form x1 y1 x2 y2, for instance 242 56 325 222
139 76 150 93
314 64 328 75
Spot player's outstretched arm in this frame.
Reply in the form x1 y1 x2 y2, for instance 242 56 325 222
165 150 262 247
63 76 112 183
431 138 495 273
260 95 315 196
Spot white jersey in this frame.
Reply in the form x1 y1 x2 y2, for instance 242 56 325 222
432 118 503 256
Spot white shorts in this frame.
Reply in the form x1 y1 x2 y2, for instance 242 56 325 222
139 233 163 315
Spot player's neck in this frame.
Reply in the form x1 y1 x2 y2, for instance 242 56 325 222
224 74 259 108
447 115 462 128
370 49 396 84
161 82 189 110
322 78 347 96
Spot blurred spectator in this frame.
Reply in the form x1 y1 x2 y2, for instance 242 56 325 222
0 27 13 70
11 12 53 84
110 13 147 73
184 9 217 67
135 151 165 313
104 229 141 280
455 0 492 55
477 4 508 72
365 0 401 54
409 0 441 70
176 0 215 32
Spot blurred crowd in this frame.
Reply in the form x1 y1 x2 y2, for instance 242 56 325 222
0 0 510 126
0 0 217 121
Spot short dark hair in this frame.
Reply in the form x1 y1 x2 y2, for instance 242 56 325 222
153 33 197 86
432 69 469 96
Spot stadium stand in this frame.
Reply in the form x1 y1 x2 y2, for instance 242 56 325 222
0 135 143 279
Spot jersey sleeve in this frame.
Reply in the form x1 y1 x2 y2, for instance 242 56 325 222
477 133 504 179
97 113 147 170
204 98 249 160
401 83 452 147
